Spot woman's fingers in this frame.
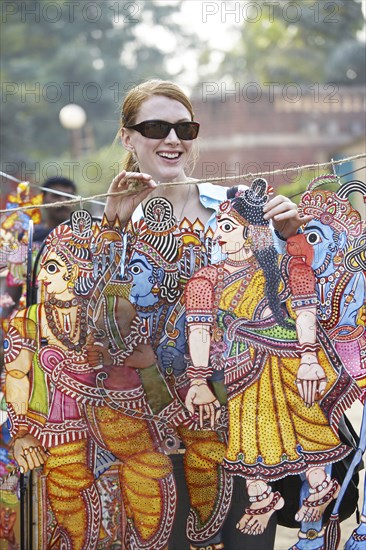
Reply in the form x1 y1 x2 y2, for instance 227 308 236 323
109 171 156 192
105 171 156 223
110 170 127 190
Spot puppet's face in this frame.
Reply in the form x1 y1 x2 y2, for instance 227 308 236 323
303 220 338 271
215 213 246 254
38 251 70 295
128 251 156 300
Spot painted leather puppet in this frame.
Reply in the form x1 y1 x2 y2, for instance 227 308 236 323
4 211 176 550
184 178 360 550
299 176 366 550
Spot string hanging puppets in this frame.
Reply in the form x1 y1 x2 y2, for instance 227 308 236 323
4 209 180 550
184 178 361 550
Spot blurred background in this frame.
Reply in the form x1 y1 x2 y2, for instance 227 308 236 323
0 3 365 548
1 0 365 213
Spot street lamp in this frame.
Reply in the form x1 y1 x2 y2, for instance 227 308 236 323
59 104 87 158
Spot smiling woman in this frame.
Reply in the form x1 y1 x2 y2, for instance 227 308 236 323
100 78 314 550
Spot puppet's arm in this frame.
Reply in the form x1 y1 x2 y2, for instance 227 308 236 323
4 315 48 472
184 272 221 428
287 235 327 407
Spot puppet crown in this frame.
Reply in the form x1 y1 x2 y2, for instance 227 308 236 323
299 176 363 237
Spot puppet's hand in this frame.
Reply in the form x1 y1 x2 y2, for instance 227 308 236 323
295 358 327 407
13 433 48 474
86 335 106 368
185 380 221 429
160 345 185 372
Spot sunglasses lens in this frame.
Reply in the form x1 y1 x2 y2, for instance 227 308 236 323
143 122 169 139
176 123 199 140
134 121 200 139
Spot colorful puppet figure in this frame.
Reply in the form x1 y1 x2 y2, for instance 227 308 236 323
299 176 366 399
4 210 101 549
299 176 366 549
1 182 42 316
124 197 232 548
2 181 42 235
184 179 360 550
4 211 177 549
84 215 177 550
128 197 186 376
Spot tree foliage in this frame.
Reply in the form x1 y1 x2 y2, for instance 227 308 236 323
207 0 365 86
1 0 200 167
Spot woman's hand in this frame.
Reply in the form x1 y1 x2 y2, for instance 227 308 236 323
263 195 313 240
295 358 327 407
104 170 157 226
185 380 221 429
13 433 48 473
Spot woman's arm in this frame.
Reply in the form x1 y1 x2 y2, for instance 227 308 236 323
263 195 313 240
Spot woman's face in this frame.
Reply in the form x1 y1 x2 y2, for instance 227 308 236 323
122 95 194 183
38 250 71 295
214 213 247 254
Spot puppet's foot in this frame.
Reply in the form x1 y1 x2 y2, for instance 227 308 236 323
236 489 284 536
289 527 325 550
295 476 339 523
344 517 366 550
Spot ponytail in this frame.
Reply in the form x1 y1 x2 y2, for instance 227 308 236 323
123 151 140 172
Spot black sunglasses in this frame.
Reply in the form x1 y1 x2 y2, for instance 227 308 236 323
125 120 200 140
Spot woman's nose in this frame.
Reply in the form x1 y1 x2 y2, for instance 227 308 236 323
164 128 180 144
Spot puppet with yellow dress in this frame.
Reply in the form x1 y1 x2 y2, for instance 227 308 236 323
184 178 360 550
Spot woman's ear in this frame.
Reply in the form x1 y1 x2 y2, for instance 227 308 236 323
121 127 134 152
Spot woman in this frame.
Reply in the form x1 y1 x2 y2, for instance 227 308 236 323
184 179 359 550
104 79 313 550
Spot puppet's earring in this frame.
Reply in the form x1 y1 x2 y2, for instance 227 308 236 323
333 251 344 265
151 282 160 295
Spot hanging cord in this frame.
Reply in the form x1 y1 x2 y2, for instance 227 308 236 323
0 171 105 207
0 153 365 216
287 164 366 200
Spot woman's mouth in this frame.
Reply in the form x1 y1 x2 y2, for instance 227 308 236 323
157 152 182 161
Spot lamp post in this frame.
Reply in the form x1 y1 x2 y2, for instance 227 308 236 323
59 104 87 159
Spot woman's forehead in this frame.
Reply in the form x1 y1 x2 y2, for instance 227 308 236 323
137 95 191 122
